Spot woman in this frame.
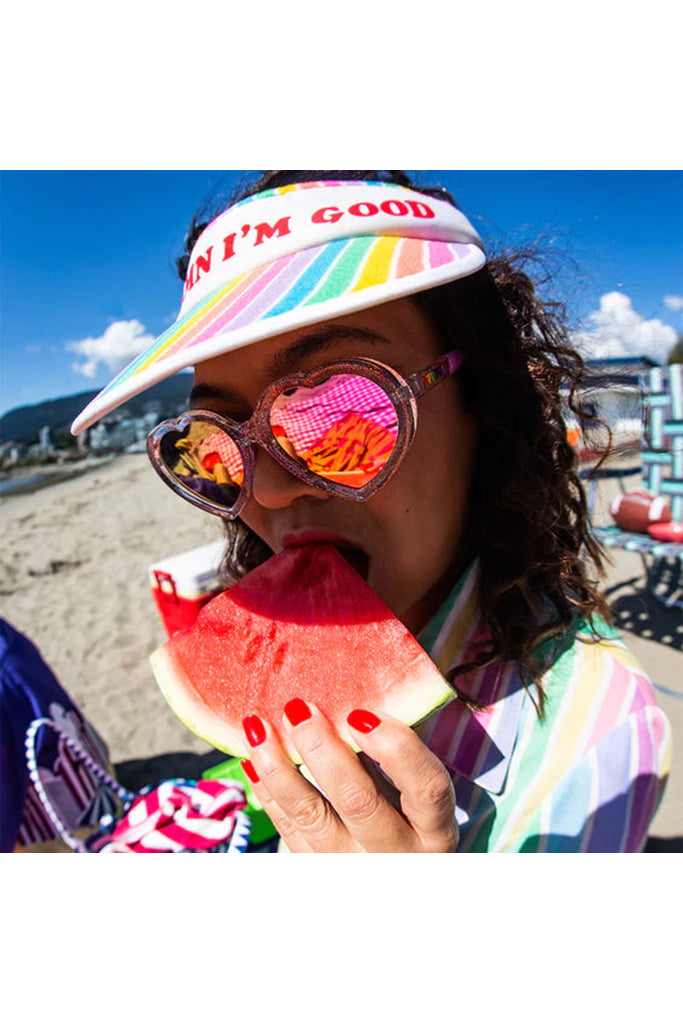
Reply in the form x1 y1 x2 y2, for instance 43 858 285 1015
72 170 671 852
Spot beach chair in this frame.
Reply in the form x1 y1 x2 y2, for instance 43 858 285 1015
0 617 121 852
0 618 251 853
584 363 683 609
24 717 252 852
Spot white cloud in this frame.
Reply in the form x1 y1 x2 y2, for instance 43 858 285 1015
571 292 677 364
663 295 683 313
68 319 154 379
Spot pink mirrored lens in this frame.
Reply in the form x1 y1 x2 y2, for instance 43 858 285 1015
270 374 399 489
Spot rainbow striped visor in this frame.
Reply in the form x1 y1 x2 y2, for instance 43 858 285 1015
71 180 486 434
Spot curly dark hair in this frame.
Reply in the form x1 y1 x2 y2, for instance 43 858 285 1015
176 170 612 717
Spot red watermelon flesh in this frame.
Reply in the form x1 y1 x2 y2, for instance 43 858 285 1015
150 544 454 763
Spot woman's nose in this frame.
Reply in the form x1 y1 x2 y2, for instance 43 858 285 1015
249 446 329 509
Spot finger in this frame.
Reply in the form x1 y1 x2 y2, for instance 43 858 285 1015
280 698 416 852
346 709 458 852
241 760 315 853
241 712 352 852
357 753 403 815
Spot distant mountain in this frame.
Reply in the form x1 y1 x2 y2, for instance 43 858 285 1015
0 374 193 445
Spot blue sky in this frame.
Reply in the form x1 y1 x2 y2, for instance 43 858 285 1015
1 170 681 418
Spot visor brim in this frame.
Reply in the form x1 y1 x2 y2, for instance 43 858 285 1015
72 236 484 435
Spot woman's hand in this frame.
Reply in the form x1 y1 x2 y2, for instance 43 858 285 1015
240 699 458 852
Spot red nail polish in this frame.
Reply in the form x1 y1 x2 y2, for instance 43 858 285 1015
243 714 267 747
347 709 381 733
241 760 260 785
284 697 312 727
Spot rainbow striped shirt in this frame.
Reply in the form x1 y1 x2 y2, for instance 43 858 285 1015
417 564 672 852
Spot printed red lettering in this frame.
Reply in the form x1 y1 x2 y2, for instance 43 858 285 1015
253 216 291 246
348 202 379 217
405 200 435 219
185 246 214 292
194 246 213 278
311 206 344 224
380 199 409 217
222 233 237 261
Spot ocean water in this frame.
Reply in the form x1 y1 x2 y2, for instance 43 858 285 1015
0 474 45 495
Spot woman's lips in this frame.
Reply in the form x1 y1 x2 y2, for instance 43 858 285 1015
281 530 364 551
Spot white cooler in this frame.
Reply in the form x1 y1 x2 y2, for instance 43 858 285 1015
148 540 228 637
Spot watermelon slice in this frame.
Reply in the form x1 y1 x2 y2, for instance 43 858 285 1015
150 544 453 763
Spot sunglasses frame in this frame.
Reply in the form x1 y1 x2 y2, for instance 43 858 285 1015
147 349 463 520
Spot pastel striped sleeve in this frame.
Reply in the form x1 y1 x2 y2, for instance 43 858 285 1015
502 704 672 852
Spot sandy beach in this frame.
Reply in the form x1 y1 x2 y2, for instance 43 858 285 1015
1 455 223 765
2 454 681 844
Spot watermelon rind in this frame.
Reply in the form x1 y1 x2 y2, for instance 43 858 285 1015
150 643 454 764
150 645 249 758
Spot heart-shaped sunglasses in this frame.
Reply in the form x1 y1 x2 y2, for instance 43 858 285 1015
147 350 463 519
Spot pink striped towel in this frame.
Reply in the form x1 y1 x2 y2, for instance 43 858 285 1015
100 779 248 852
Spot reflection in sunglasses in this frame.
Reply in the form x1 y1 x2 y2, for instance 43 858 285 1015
163 422 245 499
271 374 398 489
151 350 462 516
297 412 396 487
159 373 402 504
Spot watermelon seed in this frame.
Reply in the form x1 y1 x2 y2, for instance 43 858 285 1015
272 641 289 674
245 635 263 663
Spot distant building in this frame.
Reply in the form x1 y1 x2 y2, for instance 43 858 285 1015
38 425 53 453
87 415 148 452
89 423 109 451
115 419 139 449
584 356 660 387
583 357 660 432
564 356 662 451
0 440 25 466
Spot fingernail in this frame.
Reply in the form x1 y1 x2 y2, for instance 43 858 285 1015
241 759 260 785
284 697 312 727
347 709 381 733
242 714 267 747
